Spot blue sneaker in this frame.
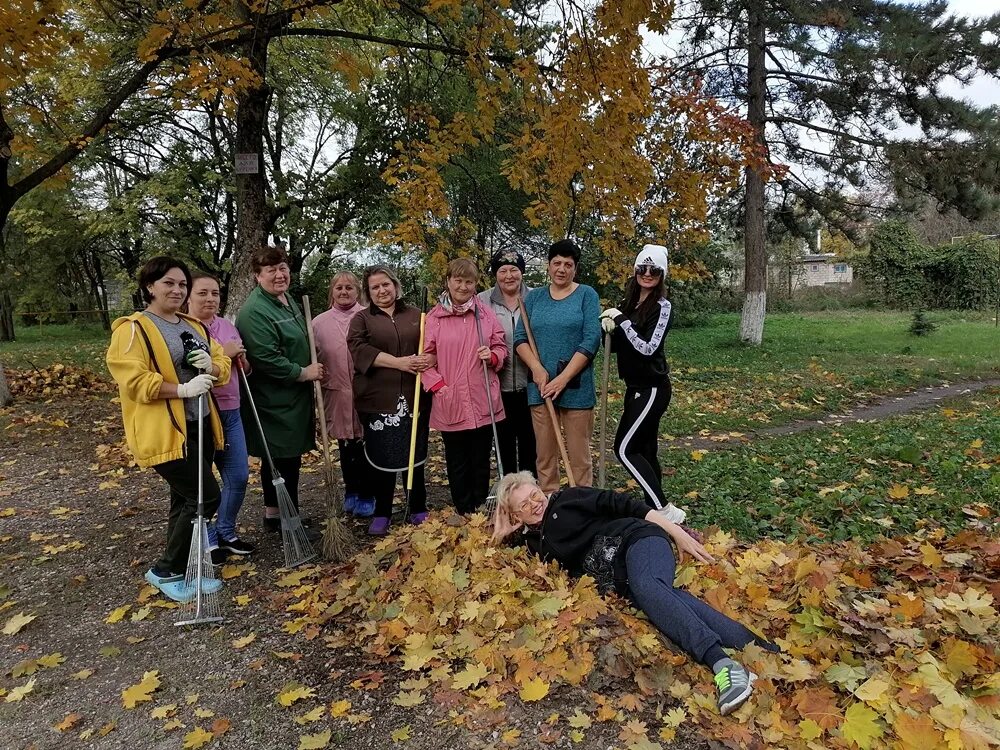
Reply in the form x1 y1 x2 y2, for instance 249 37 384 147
163 577 223 603
343 493 360 514
354 498 375 518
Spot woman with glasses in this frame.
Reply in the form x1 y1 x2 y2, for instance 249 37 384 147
599 245 685 523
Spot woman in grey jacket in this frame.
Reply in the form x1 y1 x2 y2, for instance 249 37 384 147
477 250 536 475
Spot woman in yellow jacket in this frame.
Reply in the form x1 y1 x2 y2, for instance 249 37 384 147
106 256 231 602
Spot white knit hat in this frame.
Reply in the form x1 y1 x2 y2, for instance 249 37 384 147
634 244 669 273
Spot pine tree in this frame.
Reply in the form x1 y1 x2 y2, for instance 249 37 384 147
671 0 1000 344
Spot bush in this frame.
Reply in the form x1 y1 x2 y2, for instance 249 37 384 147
860 221 1000 309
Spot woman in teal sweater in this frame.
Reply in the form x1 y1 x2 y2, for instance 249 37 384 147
513 239 601 491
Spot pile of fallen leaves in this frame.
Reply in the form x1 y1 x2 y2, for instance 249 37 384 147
6 364 112 401
280 514 1000 749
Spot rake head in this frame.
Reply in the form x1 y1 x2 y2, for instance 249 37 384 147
175 515 223 627
276 477 316 568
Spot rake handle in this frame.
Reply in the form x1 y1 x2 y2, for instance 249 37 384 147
518 296 576 487
474 305 503 478
598 330 612 487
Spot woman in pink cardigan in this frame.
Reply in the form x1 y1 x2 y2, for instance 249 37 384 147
312 271 374 517
422 259 507 513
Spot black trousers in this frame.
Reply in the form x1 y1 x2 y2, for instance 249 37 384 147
260 455 302 511
497 389 536 476
338 439 369 498
371 464 427 518
152 418 219 574
613 381 672 509
442 425 494 513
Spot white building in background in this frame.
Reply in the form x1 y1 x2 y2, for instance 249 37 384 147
795 253 854 288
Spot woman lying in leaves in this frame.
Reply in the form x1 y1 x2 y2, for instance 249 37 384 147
491 471 780 715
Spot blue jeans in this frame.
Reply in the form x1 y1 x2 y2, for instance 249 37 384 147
209 408 250 543
626 536 758 666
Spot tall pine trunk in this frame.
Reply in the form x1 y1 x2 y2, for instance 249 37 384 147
739 2 767 345
226 4 271 315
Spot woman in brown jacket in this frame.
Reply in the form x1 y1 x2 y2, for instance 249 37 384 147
347 265 433 535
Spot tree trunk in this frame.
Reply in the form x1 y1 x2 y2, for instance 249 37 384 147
226 4 272 315
0 361 10 407
739 2 768 346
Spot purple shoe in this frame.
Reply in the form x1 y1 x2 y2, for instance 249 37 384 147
367 516 391 536
343 494 360 514
409 512 429 526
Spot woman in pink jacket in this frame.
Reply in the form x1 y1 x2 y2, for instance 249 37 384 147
422 259 507 513
312 271 374 517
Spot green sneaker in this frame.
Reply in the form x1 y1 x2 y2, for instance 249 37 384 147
713 658 756 715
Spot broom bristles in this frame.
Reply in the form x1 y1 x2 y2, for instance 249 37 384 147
320 465 353 562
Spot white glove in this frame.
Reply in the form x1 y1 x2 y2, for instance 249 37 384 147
185 348 213 371
176 373 217 399
657 503 686 524
600 307 622 333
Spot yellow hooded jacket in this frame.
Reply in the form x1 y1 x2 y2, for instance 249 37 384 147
106 312 231 468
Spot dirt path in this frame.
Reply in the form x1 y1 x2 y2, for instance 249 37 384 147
670 378 1000 451
0 395 709 750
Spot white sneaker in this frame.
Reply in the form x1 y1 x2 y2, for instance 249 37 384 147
657 503 686 524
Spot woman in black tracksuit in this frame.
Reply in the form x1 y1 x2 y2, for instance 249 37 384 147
599 244 685 523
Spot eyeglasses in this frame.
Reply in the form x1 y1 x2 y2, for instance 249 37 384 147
635 265 664 277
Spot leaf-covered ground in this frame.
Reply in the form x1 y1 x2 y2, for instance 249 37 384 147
0 314 998 749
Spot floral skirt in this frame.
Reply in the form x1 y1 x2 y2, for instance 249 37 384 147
362 395 429 472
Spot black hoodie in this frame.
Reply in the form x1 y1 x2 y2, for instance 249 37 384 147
522 486 669 594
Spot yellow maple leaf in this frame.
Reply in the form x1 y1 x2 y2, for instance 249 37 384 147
2 611 37 635
690 450 707 461
105 605 131 624
71 668 94 680
294 706 327 725
501 728 521 745
36 652 65 669
567 710 592 729
392 690 425 707
122 670 161 709
231 633 257 649
150 704 177 720
798 718 823 741
451 662 488 690
130 606 152 622
194 707 215 718
519 677 549 702
920 543 944 568
391 725 412 742
914 486 937 496
298 729 332 749
277 683 315 707
887 484 910 500
182 726 214 749
569 729 586 743
329 699 352 717
5 678 35 703
840 702 883 749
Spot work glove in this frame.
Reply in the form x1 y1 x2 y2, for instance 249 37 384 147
599 307 623 333
185 348 213 372
176 373 217 399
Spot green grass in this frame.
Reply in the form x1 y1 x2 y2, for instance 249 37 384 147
611 310 1000 434
625 388 1000 543
0 323 108 372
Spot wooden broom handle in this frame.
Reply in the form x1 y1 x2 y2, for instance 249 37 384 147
518 296 576 487
301 297 335 476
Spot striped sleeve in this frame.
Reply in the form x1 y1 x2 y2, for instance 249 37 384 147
619 299 671 356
